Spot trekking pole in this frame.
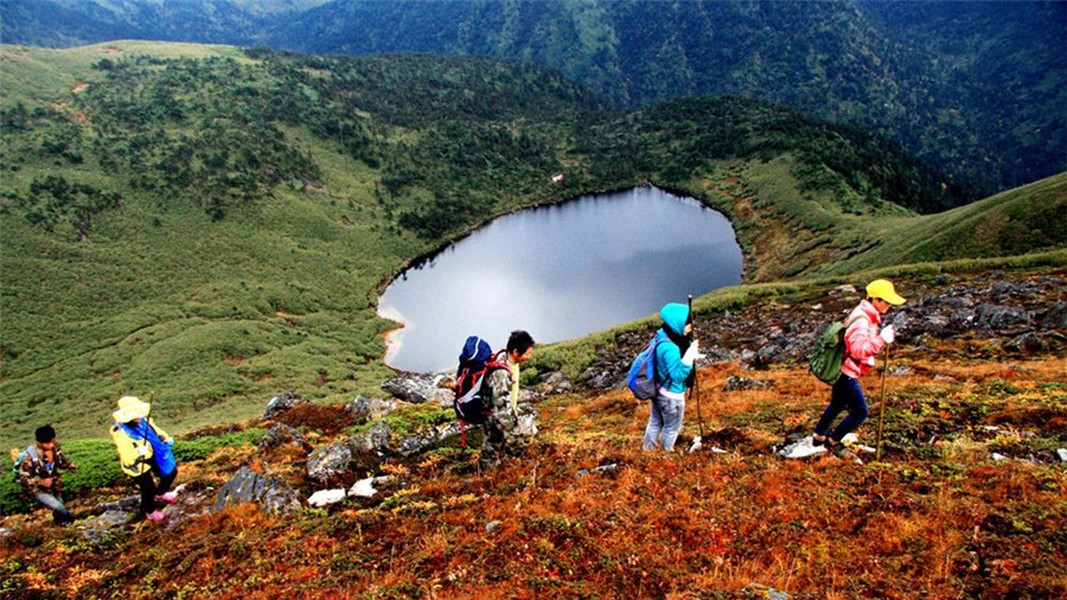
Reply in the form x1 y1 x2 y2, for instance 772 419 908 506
875 345 890 461
689 295 705 441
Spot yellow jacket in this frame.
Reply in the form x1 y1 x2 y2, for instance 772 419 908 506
110 419 172 477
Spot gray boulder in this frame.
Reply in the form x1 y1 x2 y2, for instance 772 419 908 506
539 371 574 395
975 304 1030 331
263 391 307 419
581 367 619 390
381 374 451 406
350 395 399 422
95 495 141 513
722 375 770 391
81 510 137 547
307 442 353 482
343 420 392 474
396 421 463 457
346 420 392 454
750 343 784 369
1041 301 1067 330
258 423 308 449
214 466 300 515
1004 332 1050 354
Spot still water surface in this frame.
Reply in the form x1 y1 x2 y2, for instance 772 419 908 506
378 186 743 372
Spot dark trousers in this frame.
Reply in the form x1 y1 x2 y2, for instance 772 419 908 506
814 374 869 442
132 464 177 516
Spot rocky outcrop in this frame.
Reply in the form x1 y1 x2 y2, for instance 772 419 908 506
306 442 354 482
572 273 1067 389
263 391 307 419
396 421 464 457
350 395 399 421
214 466 300 515
381 373 452 406
258 423 308 449
346 420 392 454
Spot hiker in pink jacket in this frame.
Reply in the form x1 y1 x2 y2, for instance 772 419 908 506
812 279 906 459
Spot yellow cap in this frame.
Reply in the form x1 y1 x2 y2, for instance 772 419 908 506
866 279 906 305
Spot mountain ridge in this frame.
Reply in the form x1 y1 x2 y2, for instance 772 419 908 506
2 0 1064 198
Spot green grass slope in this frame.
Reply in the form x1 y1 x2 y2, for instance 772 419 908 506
0 41 1061 451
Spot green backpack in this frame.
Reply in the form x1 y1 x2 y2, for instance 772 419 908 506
809 315 864 385
10 444 37 483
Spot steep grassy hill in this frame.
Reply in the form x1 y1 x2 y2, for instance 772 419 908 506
0 268 1063 598
0 41 1063 453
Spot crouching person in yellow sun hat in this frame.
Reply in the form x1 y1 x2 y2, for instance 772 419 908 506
110 396 178 522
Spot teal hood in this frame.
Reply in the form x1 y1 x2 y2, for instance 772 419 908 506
659 302 690 337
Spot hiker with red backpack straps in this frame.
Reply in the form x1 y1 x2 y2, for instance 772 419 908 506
812 279 906 460
480 330 538 468
14 424 78 525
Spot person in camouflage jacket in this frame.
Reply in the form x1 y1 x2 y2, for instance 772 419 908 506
481 330 538 468
16 424 78 524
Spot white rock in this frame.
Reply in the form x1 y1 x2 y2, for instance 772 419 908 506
1056 449 1067 462
992 453 1009 461
307 488 347 507
779 436 827 459
349 477 379 498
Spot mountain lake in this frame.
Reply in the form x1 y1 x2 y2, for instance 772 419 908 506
378 186 743 372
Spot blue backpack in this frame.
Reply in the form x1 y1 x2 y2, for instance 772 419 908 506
453 336 509 426
627 334 663 400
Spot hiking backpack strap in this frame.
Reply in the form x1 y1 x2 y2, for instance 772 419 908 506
453 350 511 447
841 314 870 368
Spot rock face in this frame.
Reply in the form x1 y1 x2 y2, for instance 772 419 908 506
214 466 301 515
306 442 354 482
571 274 1067 389
347 420 392 454
263 391 307 419
381 373 452 406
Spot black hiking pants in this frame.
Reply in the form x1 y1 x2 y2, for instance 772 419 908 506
133 463 177 516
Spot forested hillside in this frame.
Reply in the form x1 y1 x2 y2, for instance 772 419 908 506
2 0 1063 199
1 41 1063 450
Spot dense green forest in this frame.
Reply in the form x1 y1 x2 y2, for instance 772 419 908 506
1 46 962 236
0 41 1062 449
2 1 1063 199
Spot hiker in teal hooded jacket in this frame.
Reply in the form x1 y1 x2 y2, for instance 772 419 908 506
643 302 700 452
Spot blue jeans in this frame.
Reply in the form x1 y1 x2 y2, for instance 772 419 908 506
814 374 869 442
35 492 75 524
643 392 685 451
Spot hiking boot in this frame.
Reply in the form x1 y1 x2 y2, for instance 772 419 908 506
811 434 828 447
156 492 178 504
831 444 863 464
146 510 167 522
